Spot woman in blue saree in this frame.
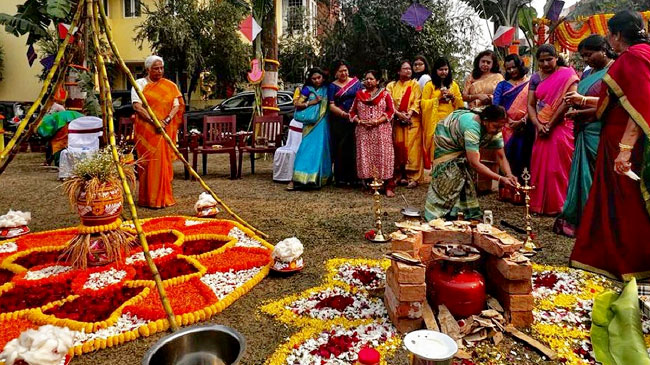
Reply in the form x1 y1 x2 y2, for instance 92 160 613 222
288 68 333 190
554 35 615 237
493 54 534 201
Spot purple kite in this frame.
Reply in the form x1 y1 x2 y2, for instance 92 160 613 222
401 3 432 31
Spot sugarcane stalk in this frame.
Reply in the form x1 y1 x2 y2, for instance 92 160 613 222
91 0 178 331
0 0 85 167
96 0 267 239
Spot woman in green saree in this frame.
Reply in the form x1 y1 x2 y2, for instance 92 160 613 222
554 35 615 237
424 105 518 220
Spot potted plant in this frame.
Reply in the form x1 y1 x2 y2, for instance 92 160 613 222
62 147 136 268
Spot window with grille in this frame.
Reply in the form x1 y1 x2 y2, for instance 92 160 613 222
286 0 304 32
124 0 141 18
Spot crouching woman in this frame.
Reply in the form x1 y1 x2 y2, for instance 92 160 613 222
424 105 518 220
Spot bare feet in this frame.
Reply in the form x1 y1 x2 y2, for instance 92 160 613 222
286 182 295 191
406 180 418 189
386 189 395 197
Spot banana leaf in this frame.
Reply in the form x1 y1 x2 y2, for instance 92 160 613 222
591 278 650 365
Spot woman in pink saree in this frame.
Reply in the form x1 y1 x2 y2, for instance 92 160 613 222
527 44 579 215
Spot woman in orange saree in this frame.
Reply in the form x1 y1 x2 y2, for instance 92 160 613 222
527 45 579 215
571 11 650 281
132 56 184 208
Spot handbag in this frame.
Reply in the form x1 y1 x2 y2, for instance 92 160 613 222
294 101 321 125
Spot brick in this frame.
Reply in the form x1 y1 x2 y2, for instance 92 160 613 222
487 255 532 280
391 260 425 284
386 267 426 302
386 301 424 333
472 231 522 257
424 229 472 245
390 231 422 258
384 284 423 319
495 286 534 311
486 263 532 294
508 310 534 328
418 244 435 266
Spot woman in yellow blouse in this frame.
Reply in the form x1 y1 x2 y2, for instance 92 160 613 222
387 60 423 188
421 57 463 168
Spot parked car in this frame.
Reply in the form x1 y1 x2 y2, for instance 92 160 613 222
184 91 295 132
111 89 134 122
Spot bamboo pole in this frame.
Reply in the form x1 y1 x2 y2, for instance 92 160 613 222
0 0 85 166
90 0 178 331
96 0 268 239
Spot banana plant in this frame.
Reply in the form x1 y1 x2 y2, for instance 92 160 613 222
0 0 75 45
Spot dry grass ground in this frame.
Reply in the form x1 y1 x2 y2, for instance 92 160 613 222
0 153 573 364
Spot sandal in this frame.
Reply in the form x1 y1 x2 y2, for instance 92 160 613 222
406 180 418 189
286 182 295 191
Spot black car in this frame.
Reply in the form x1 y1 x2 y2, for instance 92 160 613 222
184 90 295 132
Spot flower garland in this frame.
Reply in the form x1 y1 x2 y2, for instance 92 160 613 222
262 258 400 365
77 218 123 235
0 216 274 362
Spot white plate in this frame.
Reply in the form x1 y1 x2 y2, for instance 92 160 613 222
403 330 458 361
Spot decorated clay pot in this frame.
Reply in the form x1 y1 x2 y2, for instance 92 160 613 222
0 225 30 239
197 205 219 218
87 236 111 266
76 183 123 226
272 257 304 272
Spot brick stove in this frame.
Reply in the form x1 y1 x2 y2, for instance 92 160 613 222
385 221 534 333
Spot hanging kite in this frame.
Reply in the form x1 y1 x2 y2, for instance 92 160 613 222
240 15 262 42
401 3 432 31
493 25 515 47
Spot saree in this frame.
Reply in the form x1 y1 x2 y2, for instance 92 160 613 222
464 73 504 108
424 110 504 220
493 79 534 183
328 78 362 185
571 43 650 281
420 81 464 168
292 86 333 187
349 88 395 179
529 67 579 215
37 110 84 161
387 79 423 182
555 67 608 236
134 78 184 208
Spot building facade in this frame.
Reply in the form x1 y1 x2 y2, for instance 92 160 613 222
0 0 289 103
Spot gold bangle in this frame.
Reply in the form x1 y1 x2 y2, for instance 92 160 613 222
619 142 634 151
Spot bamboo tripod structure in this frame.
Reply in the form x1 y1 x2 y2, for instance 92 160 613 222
0 0 270 332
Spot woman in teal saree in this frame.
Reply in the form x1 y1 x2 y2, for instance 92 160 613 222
554 35 615 237
288 68 333 189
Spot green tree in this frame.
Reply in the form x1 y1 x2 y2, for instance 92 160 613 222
313 0 480 83
135 0 249 104
0 0 74 45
